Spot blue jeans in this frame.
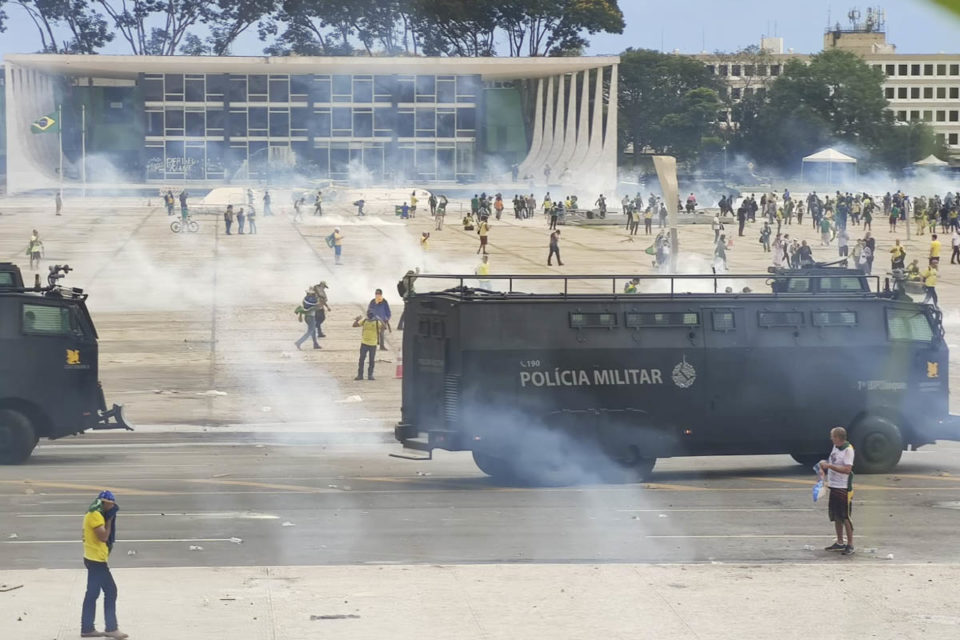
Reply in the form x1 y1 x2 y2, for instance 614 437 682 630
82 559 118 633
335 245 342 263
296 315 318 348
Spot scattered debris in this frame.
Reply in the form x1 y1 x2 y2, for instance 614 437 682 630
863 547 878 554
631 516 641 520
213 473 231 478
416 471 431 477
127 550 137 556
336 395 363 404
229 537 243 544
802 545 816 551
310 614 361 621
342 486 352 491
198 390 228 396
886 553 895 560
281 521 296 527
328 484 339 489
280 352 292 359
7 533 18 539
261 406 272 412
220 598 236 602
189 545 204 551
0 584 24 593
658 514 668 518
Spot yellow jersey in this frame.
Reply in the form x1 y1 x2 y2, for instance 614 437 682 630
83 510 109 562
930 240 941 257
923 269 938 287
476 263 490 276
361 319 380 346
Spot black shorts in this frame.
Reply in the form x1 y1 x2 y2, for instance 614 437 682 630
828 488 852 522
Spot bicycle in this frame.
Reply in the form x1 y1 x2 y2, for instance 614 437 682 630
170 216 200 233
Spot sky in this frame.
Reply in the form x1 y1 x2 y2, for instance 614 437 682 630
0 0 958 58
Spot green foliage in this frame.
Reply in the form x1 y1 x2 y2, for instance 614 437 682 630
618 48 725 163
733 49 937 172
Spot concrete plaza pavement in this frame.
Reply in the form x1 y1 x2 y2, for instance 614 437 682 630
2 192 960 638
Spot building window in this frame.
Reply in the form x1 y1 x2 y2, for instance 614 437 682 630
332 107 351 135
912 87 921 99
706 65 716 74
757 65 767 76
884 87 894 99
886 64 896 75
938 64 947 75
731 87 742 99
165 74 184 101
312 76 331 103
950 133 958 146
248 75 268 96
249 107 267 133
937 110 946 122
269 76 289 102
924 64 934 76
146 111 163 136
911 110 921 121
353 110 373 137
950 110 959 122
770 65 781 75
898 64 907 75
718 64 728 76
936 133 946 145
206 109 225 132
923 87 933 99
922 110 931 122
952 87 960 99
910 64 920 75
731 64 742 76
269 110 289 137
165 108 184 134
206 74 228 100
143 75 163 102
185 77 204 102
437 78 456 104
353 77 373 103
229 76 247 102
743 65 755 76
898 87 907 99
744 87 754 97
185 111 204 136
228 111 246 137
896 110 907 121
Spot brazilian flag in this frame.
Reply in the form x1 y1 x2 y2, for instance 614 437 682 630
31 113 58 134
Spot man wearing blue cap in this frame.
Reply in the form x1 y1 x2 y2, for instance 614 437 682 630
81 490 128 639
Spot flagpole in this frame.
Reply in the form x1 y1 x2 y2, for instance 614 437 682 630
81 103 87 197
57 103 63 199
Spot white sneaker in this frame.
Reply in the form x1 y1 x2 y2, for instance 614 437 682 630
103 631 129 639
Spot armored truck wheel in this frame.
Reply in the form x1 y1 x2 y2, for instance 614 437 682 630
851 415 903 474
790 453 827 468
0 409 37 464
599 446 656 483
472 451 517 482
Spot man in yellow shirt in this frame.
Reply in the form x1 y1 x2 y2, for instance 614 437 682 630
930 234 941 266
353 311 382 380
81 491 127 638
477 219 489 255
475 255 491 290
921 263 939 307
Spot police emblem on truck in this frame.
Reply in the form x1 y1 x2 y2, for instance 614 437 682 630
672 356 696 389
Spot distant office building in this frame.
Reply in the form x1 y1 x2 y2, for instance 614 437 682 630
2 55 618 193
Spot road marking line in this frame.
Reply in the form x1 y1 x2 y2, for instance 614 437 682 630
645 535 839 539
747 477 955 491
16 512 279 519
617 508 814 513
3 538 235 545
185 478 332 492
0 480 165 496
891 473 960 483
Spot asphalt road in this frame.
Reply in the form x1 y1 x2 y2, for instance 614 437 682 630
2 431 960 570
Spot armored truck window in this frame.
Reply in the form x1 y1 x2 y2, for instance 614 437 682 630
819 277 867 292
786 278 810 293
0 272 14 286
758 311 804 327
570 312 617 328
22 304 71 335
812 311 857 327
625 312 699 328
711 311 735 331
886 309 934 342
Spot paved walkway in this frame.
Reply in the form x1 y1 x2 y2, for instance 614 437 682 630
2 563 959 639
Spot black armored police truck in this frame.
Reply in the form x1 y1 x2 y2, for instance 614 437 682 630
0 262 131 464
394 271 959 484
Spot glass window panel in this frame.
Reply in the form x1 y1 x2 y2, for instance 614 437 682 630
457 107 476 131
758 311 804 327
185 111 205 136
332 107 352 132
206 108 225 131
185 78 204 102
353 79 373 103
185 146 204 179
333 75 352 96
291 107 310 130
331 146 349 173
625 312 700 328
164 140 185 175
249 107 268 130
312 77 331 102
437 111 455 137
712 311 736 331
812 311 858 327
269 111 289 137
312 111 331 137
165 108 184 130
248 75 268 95
456 75 479 98
290 75 311 96
269 78 289 102
229 111 247 137
397 111 414 137
374 75 395 96
229 77 247 102
22 304 70 335
206 74 228 97
374 107 395 133
145 146 164 179
165 74 184 95
437 79 455 103
437 148 455 180
415 145 435 177
206 141 225 174
416 75 436 96
147 111 164 136
398 79 414 103
886 309 933 342
416 108 435 131
143 76 163 101
354 111 373 137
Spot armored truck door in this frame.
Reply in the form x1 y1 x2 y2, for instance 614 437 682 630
701 307 766 452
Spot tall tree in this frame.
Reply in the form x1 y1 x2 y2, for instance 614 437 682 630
13 0 114 53
618 48 725 163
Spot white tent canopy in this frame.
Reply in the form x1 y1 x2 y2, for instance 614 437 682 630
914 154 949 167
802 148 857 164
801 147 858 183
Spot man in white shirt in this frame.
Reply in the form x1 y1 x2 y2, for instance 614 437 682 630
950 230 960 265
820 426 856 555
